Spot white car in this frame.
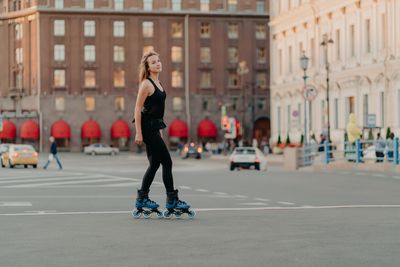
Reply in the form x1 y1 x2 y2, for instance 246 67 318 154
229 147 267 171
84 143 119 156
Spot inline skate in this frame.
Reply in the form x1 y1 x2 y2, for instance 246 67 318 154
163 189 196 219
132 189 163 219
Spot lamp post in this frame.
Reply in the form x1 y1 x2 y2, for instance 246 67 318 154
300 52 310 145
321 35 334 142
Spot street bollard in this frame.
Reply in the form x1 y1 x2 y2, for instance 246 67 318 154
395 137 399 165
356 139 361 164
324 140 330 165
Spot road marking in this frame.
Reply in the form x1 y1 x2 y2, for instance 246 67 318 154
254 198 270 202
3 177 131 188
178 186 192 190
0 202 32 207
214 192 228 195
0 175 104 185
234 195 248 199
3 205 400 216
239 202 267 206
278 202 296 206
195 189 209 192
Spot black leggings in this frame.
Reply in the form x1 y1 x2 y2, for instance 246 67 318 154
140 126 174 193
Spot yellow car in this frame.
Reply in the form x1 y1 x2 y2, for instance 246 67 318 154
1 144 39 168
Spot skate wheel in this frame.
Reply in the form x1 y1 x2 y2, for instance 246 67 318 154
163 210 172 218
188 210 196 219
156 211 163 218
143 212 151 219
132 210 141 219
174 212 181 219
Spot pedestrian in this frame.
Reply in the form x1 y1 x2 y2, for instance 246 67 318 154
43 136 63 170
133 51 192 215
387 132 395 162
375 133 385 163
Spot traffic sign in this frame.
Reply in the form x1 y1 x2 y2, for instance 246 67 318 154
302 85 318 101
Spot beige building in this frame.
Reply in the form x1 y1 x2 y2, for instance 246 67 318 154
269 0 400 145
0 0 270 152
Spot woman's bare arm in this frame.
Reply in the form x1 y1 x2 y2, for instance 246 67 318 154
134 80 151 144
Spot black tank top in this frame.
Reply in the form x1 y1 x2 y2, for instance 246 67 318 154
142 78 166 119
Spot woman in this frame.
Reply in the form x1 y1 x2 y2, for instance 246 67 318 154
133 51 193 218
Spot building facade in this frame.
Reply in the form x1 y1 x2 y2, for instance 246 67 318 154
269 0 400 145
0 0 270 152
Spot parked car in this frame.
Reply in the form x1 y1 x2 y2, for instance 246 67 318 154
229 147 267 171
181 142 202 159
84 143 119 156
1 144 38 168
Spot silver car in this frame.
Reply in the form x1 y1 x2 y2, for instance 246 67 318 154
84 143 119 156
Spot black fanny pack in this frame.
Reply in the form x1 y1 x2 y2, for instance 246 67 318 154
132 114 166 131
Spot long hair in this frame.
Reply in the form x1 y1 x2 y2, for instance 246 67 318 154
138 51 160 83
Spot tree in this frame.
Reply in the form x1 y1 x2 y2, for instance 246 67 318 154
386 127 391 139
285 133 291 145
277 134 282 145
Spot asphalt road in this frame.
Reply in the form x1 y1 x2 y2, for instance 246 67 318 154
1 152 400 267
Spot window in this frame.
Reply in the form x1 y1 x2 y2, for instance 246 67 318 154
277 106 281 134
365 19 371 53
172 71 183 87
143 46 154 54
113 46 125 62
172 0 181 11
172 97 183 111
54 20 65 36
287 105 291 130
227 23 238 39
310 38 315 67
85 0 94 9
143 0 152 11
228 0 237 11
380 14 386 50
54 69 66 87
334 98 338 129
256 72 267 88
335 29 340 60
15 72 22 88
84 45 96 62
350 24 355 57
84 21 96 37
255 24 266 39
202 100 208 111
279 49 283 76
380 92 384 126
228 73 239 87
115 96 125 111
258 98 266 110
363 94 368 127
171 46 182 62
55 97 65 111
54 45 65 61
200 47 211 63
114 69 125 87
15 48 23 64
200 22 211 38
142 21 154 38
321 100 326 128
55 0 64 9
256 1 265 13
85 96 95 111
114 0 123 10
228 47 238 64
200 72 211 88
257 47 266 63
200 0 209 11
113 21 125 37
171 22 183 38
84 70 96 87
288 46 293 73
15 23 22 40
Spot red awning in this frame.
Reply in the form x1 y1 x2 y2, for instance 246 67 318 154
111 120 130 138
81 120 101 139
197 119 218 138
168 119 189 138
0 120 17 139
20 120 40 140
51 120 71 139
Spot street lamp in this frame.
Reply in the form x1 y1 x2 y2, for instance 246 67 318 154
300 51 309 145
321 35 334 142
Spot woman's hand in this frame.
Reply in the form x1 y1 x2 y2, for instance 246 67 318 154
135 132 143 145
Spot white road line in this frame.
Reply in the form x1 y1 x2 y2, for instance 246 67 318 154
239 202 267 206
0 175 104 185
3 204 400 216
195 189 209 193
254 198 270 202
3 177 131 188
0 202 32 207
278 202 296 206
178 186 192 190
234 195 248 199
0 174 83 181
214 192 228 195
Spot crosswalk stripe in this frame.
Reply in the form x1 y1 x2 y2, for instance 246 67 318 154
3 177 131 188
0 175 104 185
